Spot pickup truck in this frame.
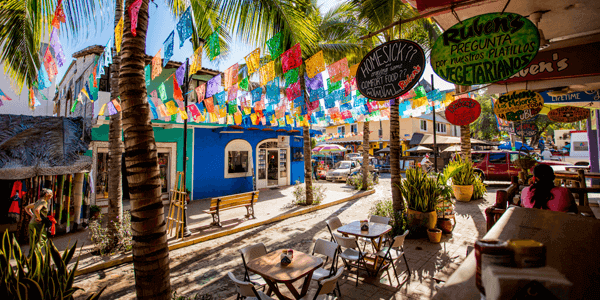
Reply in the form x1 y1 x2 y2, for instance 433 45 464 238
472 150 572 181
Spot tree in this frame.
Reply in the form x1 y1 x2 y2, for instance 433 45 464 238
119 0 171 298
361 121 370 190
107 0 124 250
470 94 501 141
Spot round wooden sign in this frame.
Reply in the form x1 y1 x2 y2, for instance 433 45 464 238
356 39 425 101
515 123 538 137
494 90 544 121
547 106 590 123
444 98 481 126
431 12 540 85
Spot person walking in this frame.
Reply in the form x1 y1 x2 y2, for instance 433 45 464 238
25 188 52 247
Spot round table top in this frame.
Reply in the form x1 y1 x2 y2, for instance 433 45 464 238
246 250 323 283
337 220 392 238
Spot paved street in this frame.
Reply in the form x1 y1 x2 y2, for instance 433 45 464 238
72 174 505 299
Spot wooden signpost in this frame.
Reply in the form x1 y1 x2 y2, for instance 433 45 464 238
431 12 540 85
548 106 590 123
444 98 481 126
356 39 425 101
494 90 544 122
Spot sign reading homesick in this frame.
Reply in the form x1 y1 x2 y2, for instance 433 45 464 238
444 98 481 126
356 39 425 101
547 106 590 123
431 12 539 85
494 90 544 121
515 123 538 137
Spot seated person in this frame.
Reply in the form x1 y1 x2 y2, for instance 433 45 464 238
521 164 578 213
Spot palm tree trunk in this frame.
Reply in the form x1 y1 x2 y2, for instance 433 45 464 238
390 100 403 213
107 0 123 249
456 85 472 160
120 1 171 299
303 125 314 204
361 121 370 190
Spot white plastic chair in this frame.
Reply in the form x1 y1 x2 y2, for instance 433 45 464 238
325 217 343 242
376 230 411 287
301 266 345 300
360 215 391 252
228 272 263 300
336 234 367 286
239 243 268 289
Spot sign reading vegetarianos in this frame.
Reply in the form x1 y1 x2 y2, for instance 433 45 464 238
444 98 481 126
431 12 539 85
494 90 544 121
356 39 425 100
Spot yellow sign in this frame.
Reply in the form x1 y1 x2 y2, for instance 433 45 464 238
494 90 543 121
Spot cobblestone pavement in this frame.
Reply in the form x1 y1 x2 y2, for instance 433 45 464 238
73 175 506 299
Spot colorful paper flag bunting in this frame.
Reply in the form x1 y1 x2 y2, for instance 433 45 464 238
163 31 174 67
266 33 282 59
227 85 238 103
206 74 221 98
115 17 124 53
223 63 239 90
51 0 66 30
43 47 58 82
37 66 51 90
176 7 193 47
158 82 167 100
284 68 299 86
189 46 202 75
204 97 214 113
173 77 184 103
259 61 275 86
0 88 12 101
128 0 143 36
245 48 260 74
49 29 65 67
327 57 349 83
151 49 162 80
281 43 302 73
207 29 220 60
175 63 186 86
306 51 325 78
239 77 249 91
286 82 301 101
195 84 206 101
112 99 122 112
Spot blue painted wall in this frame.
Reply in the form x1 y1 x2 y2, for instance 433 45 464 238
192 127 306 200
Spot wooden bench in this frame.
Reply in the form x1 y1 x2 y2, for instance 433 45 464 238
203 191 259 227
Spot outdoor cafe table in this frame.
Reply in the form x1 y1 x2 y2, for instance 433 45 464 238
433 207 600 300
246 250 323 300
337 221 392 273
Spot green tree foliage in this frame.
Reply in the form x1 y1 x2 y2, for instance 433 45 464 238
470 94 501 141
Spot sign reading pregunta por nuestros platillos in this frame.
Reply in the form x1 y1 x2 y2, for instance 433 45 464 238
431 12 540 85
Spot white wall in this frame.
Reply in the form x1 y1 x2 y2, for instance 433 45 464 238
0 65 56 116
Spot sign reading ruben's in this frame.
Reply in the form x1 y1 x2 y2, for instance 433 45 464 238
431 12 539 85
356 39 425 101
494 90 544 121
548 106 590 123
444 98 481 126
515 123 538 137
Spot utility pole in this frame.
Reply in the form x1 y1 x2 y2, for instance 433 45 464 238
431 75 438 172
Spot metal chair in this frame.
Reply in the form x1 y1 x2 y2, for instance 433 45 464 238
227 272 263 300
311 239 339 281
239 243 268 289
376 230 411 287
360 215 391 252
335 234 367 286
325 217 343 242
301 266 345 300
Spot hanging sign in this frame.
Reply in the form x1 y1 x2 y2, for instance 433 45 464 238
515 123 538 137
541 89 600 104
547 106 590 123
444 98 481 125
356 39 425 100
494 90 544 121
278 136 290 148
431 12 540 85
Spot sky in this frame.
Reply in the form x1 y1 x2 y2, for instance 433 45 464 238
56 0 454 91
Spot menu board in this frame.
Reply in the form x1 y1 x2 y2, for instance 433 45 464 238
515 122 538 137
494 90 544 121
444 98 481 126
548 106 590 123
356 39 425 101
431 12 539 85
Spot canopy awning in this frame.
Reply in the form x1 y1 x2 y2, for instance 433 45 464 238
409 133 494 146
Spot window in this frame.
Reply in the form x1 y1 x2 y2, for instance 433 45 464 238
489 153 507 164
472 153 486 163
437 123 447 134
228 151 249 173
420 120 428 132
350 124 358 134
224 139 253 178
337 126 345 136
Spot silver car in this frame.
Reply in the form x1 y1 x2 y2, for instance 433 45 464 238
326 161 362 182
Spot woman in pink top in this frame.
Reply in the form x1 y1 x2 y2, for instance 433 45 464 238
521 164 578 213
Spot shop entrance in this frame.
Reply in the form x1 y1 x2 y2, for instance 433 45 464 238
256 139 289 189
267 150 278 186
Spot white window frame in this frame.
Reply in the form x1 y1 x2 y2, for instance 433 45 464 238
337 126 345 136
437 123 447 134
350 123 358 134
420 120 428 132
224 139 253 178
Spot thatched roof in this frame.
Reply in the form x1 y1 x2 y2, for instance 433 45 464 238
0 115 91 179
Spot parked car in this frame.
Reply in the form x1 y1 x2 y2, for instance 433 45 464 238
471 150 573 181
326 160 362 182
345 153 361 160
354 157 380 173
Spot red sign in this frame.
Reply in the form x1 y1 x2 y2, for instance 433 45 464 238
499 42 600 83
445 98 481 126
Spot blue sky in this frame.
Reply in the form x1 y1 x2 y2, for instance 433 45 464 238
56 0 453 91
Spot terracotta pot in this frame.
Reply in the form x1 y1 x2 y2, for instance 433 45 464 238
437 217 455 234
407 209 437 230
453 184 474 202
427 228 442 243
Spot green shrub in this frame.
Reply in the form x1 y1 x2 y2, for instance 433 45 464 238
89 211 133 255
292 181 325 205
0 229 105 299
345 172 378 190
369 200 407 237
396 168 441 213
472 174 487 200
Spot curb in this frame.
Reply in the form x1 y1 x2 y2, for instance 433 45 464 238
74 189 375 277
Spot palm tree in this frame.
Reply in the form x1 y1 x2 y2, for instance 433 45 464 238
361 120 370 190
456 85 472 160
351 0 439 219
107 0 124 250
119 0 171 298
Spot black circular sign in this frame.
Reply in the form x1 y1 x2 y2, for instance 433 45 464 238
356 39 426 101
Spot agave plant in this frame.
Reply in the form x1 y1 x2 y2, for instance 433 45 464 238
396 168 441 213
446 155 476 186
0 229 105 299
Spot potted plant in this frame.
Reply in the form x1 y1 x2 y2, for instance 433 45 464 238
427 227 442 243
448 156 476 202
396 168 441 233
435 169 456 234
513 153 537 182
90 205 101 220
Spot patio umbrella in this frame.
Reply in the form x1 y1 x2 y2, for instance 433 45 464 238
312 144 346 153
498 142 533 151
375 147 390 154
442 145 462 152
406 146 433 153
